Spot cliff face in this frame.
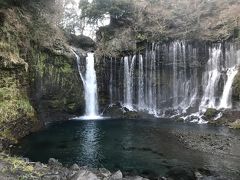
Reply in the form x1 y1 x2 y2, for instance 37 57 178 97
0 5 84 143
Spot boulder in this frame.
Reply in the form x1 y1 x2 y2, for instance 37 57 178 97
204 108 219 120
124 111 139 119
67 34 96 51
229 119 240 129
71 169 99 180
98 168 111 178
70 164 80 171
102 104 125 118
48 158 62 168
109 170 123 180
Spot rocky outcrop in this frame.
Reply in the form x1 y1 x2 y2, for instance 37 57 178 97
0 154 150 180
0 8 40 144
102 104 155 119
67 34 96 51
0 4 88 143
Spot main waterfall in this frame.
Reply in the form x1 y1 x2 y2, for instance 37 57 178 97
73 51 100 120
105 42 240 123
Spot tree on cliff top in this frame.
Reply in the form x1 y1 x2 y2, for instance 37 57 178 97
79 0 240 41
79 0 134 26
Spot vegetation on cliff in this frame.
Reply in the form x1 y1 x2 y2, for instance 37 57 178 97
79 0 240 56
0 0 85 143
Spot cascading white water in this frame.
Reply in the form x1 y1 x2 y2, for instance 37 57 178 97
218 67 238 109
199 46 222 111
84 53 99 117
123 56 131 109
138 54 145 110
107 42 240 123
172 42 179 108
109 57 113 105
123 55 136 110
218 47 240 109
73 51 100 119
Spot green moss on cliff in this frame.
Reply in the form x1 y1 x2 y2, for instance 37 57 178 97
0 72 37 142
0 3 85 143
0 8 38 142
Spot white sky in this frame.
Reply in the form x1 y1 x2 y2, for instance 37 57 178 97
71 0 110 39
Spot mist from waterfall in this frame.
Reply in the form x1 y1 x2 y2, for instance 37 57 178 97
107 42 240 123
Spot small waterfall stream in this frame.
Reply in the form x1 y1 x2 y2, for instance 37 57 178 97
106 42 240 123
218 67 238 109
73 51 100 119
138 54 145 110
123 55 136 110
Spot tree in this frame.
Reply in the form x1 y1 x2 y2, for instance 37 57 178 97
61 0 85 34
79 0 134 26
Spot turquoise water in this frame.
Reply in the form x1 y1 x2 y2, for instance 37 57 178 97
12 118 240 179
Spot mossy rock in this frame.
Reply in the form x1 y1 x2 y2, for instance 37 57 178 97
229 119 240 129
124 111 139 119
103 105 124 117
208 118 229 126
204 108 219 119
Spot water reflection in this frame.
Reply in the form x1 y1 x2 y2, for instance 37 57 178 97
77 121 102 166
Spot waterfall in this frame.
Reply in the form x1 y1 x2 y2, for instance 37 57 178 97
109 57 113 105
73 51 100 119
218 46 240 109
218 67 238 109
123 55 136 110
105 42 240 122
172 42 179 108
138 54 145 110
199 46 222 111
84 53 99 117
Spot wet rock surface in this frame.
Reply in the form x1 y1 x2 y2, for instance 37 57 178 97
102 103 155 119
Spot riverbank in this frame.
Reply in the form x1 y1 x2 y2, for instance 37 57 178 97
0 152 151 180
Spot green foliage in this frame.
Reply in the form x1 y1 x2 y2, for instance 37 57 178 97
79 0 134 24
95 0 240 54
0 153 43 179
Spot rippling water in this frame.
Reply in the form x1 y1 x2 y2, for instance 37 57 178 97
12 118 240 179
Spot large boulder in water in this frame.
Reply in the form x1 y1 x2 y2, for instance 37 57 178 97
102 103 125 118
203 108 219 120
